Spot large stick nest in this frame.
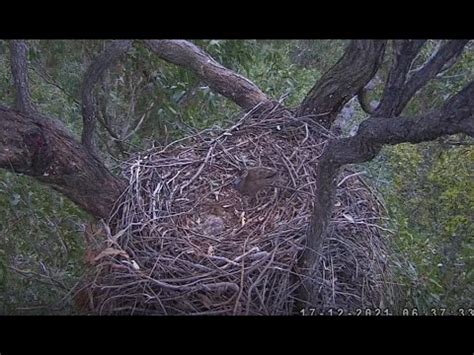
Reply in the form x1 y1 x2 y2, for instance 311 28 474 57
79 105 396 315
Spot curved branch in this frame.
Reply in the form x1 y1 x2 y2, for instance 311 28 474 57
9 40 37 114
301 80 474 305
297 40 387 127
144 40 271 111
81 40 133 157
0 106 126 219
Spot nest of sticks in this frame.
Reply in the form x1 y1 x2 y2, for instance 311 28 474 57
79 105 396 315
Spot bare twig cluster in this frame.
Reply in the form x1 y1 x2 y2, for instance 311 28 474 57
77 105 395 315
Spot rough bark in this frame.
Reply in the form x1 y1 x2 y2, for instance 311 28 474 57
297 40 387 127
81 40 133 157
301 80 474 306
144 40 271 111
0 106 126 218
9 40 37 114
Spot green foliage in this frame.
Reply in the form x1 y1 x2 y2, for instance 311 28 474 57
195 40 346 108
366 140 473 313
0 171 88 314
0 41 14 108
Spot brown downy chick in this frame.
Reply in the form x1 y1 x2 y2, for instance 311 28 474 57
233 167 277 197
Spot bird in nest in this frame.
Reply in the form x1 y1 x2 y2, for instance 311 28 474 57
233 167 278 198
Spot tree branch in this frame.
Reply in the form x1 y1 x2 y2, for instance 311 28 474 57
9 40 37 114
301 80 474 305
81 40 133 157
0 106 126 219
332 83 473 165
396 40 469 116
297 40 387 127
143 40 271 111
374 40 427 117
375 40 468 117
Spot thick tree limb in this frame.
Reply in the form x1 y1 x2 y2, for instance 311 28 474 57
0 106 126 218
81 40 133 157
144 40 271 111
297 40 387 127
9 40 37 114
301 80 474 306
